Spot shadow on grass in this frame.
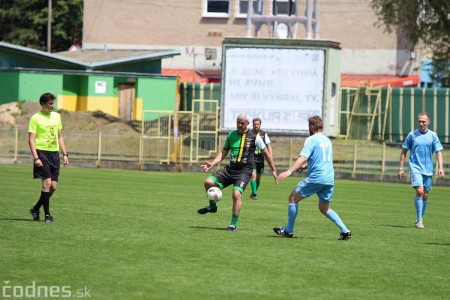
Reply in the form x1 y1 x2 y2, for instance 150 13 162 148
0 218 36 222
189 226 318 239
424 242 450 246
267 235 300 239
189 225 230 231
265 235 327 240
377 224 409 228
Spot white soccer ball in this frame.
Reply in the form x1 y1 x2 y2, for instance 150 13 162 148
206 187 222 202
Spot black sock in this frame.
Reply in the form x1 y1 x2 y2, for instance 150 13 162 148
34 191 47 211
40 192 51 215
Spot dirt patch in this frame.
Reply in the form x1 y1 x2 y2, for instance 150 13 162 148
0 102 140 134
0 102 20 125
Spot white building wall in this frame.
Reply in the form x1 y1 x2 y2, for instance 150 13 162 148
83 0 420 76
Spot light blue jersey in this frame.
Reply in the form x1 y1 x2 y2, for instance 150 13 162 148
283 131 349 236
300 133 334 185
402 129 443 176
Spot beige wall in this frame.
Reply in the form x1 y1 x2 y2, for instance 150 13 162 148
83 0 419 75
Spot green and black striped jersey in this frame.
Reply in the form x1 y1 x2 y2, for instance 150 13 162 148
223 130 266 169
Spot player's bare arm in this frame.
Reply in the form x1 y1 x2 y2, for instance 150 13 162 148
267 143 273 157
398 149 408 180
436 151 445 178
58 131 69 166
278 156 307 181
296 162 307 173
262 149 278 185
201 149 229 172
29 132 43 167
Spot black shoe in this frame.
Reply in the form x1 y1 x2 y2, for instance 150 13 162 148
226 225 237 232
339 231 351 240
273 226 293 238
250 194 258 200
45 215 54 223
197 206 217 215
29 208 40 221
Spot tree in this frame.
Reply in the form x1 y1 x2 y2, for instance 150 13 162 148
0 0 83 52
370 0 449 87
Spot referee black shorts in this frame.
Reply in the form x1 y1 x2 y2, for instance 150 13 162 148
33 150 61 181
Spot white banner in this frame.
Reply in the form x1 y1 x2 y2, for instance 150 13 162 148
222 47 325 132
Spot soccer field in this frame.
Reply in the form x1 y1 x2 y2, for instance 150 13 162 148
1 164 449 299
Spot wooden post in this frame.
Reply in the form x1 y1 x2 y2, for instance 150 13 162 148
47 0 52 52
352 142 357 179
381 142 386 181
96 131 101 167
13 125 18 164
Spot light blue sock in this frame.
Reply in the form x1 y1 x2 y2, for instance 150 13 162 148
326 209 348 233
422 200 427 218
414 196 423 221
284 203 298 234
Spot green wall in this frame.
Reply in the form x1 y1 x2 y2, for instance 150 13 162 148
63 75 82 95
179 82 221 111
138 77 177 111
86 76 115 96
0 71 19 103
18 72 62 102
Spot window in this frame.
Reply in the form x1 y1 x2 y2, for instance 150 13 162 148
205 48 217 60
203 0 230 18
236 0 264 18
272 0 296 16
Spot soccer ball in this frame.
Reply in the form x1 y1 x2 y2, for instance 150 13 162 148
206 187 222 202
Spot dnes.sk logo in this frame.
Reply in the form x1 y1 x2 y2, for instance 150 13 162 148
2 280 91 298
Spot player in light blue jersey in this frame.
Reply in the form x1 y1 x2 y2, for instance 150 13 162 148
398 112 444 229
273 116 351 240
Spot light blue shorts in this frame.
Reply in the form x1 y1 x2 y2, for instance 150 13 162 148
410 172 432 191
294 177 334 202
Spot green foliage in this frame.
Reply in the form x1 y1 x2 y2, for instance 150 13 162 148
0 0 83 52
370 0 450 87
1 165 449 299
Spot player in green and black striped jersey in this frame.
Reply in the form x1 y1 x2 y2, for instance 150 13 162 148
197 113 278 231
249 117 272 200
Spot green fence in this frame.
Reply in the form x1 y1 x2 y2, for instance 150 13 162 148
181 83 449 143
340 87 450 142
1 85 449 185
2 127 448 185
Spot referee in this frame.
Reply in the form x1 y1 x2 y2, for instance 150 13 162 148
28 93 69 223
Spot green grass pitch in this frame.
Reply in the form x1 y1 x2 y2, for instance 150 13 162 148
1 164 449 299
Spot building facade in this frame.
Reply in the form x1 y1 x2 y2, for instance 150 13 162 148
0 42 180 120
82 0 419 76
